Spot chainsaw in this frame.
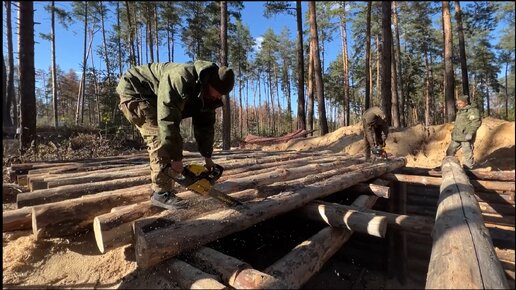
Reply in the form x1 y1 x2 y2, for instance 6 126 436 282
173 163 243 207
371 145 389 161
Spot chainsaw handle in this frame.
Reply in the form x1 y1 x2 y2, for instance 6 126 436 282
209 164 224 181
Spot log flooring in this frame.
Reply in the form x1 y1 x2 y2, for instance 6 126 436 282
4 149 515 289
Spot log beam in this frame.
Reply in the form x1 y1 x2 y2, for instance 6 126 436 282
394 166 515 181
425 156 509 289
296 200 388 237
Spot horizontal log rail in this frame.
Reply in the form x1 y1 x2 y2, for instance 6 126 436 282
394 166 515 181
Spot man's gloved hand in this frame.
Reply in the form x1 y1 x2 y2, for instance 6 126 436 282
204 157 216 171
465 134 472 141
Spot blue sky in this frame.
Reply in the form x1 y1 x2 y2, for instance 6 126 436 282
17 1 341 77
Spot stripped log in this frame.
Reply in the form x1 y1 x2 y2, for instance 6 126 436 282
348 182 391 198
17 175 151 208
31 184 152 239
133 158 406 269
296 200 388 237
495 248 515 263
3 207 32 232
157 259 228 289
483 213 516 227
478 202 515 216
382 172 515 192
261 195 378 289
93 189 258 253
185 247 287 289
394 166 515 181
301 200 435 235
425 156 509 289
45 167 150 188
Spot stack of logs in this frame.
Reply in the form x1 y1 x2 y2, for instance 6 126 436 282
3 149 514 289
4 149 408 287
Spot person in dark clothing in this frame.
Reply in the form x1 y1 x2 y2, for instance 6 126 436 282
446 95 482 169
362 106 389 160
116 60 235 210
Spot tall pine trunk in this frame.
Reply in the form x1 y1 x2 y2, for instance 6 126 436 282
365 2 372 110
339 1 350 126
296 1 306 130
5 1 15 128
392 1 404 127
309 1 328 135
18 1 37 153
307 42 315 136
381 1 392 125
442 1 456 122
220 1 231 149
454 1 469 98
51 1 59 128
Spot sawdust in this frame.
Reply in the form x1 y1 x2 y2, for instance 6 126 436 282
2 117 515 289
263 117 515 170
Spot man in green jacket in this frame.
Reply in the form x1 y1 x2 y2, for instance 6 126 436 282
446 95 482 169
116 60 235 210
362 106 389 160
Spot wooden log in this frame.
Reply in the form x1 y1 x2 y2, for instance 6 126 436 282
304 200 435 235
262 195 378 289
133 158 406 268
185 247 287 289
348 183 391 198
482 213 515 227
3 207 32 232
485 223 515 249
425 156 509 289
158 258 228 289
31 184 152 239
394 166 516 181
17 175 151 208
296 200 388 237
495 248 515 263
382 172 515 192
93 189 258 253
45 168 150 188
475 191 515 205
478 201 515 216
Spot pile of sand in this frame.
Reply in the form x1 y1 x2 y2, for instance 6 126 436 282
263 117 515 170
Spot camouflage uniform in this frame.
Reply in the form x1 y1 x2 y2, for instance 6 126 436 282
362 106 389 159
446 104 481 168
116 61 223 192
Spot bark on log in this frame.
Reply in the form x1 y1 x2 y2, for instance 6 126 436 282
93 189 258 253
185 247 287 289
262 195 378 289
17 175 151 208
301 200 435 235
134 158 406 269
296 200 388 237
31 184 152 239
348 183 391 198
158 258 228 289
394 166 515 181
425 156 509 289
3 207 32 232
382 172 515 192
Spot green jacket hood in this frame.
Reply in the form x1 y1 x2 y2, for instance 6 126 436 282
194 60 219 87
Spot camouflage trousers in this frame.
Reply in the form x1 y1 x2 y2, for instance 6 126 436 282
119 98 176 193
446 139 474 168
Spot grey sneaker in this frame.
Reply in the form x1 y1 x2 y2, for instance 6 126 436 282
150 191 189 211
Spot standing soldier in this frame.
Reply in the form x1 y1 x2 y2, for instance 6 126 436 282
116 60 235 210
362 106 389 160
446 95 482 169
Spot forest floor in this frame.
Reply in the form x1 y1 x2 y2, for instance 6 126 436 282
2 116 515 289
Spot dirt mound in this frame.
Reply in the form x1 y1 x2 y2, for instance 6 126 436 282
263 117 515 170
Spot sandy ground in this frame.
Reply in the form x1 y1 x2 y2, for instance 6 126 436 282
2 117 515 289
